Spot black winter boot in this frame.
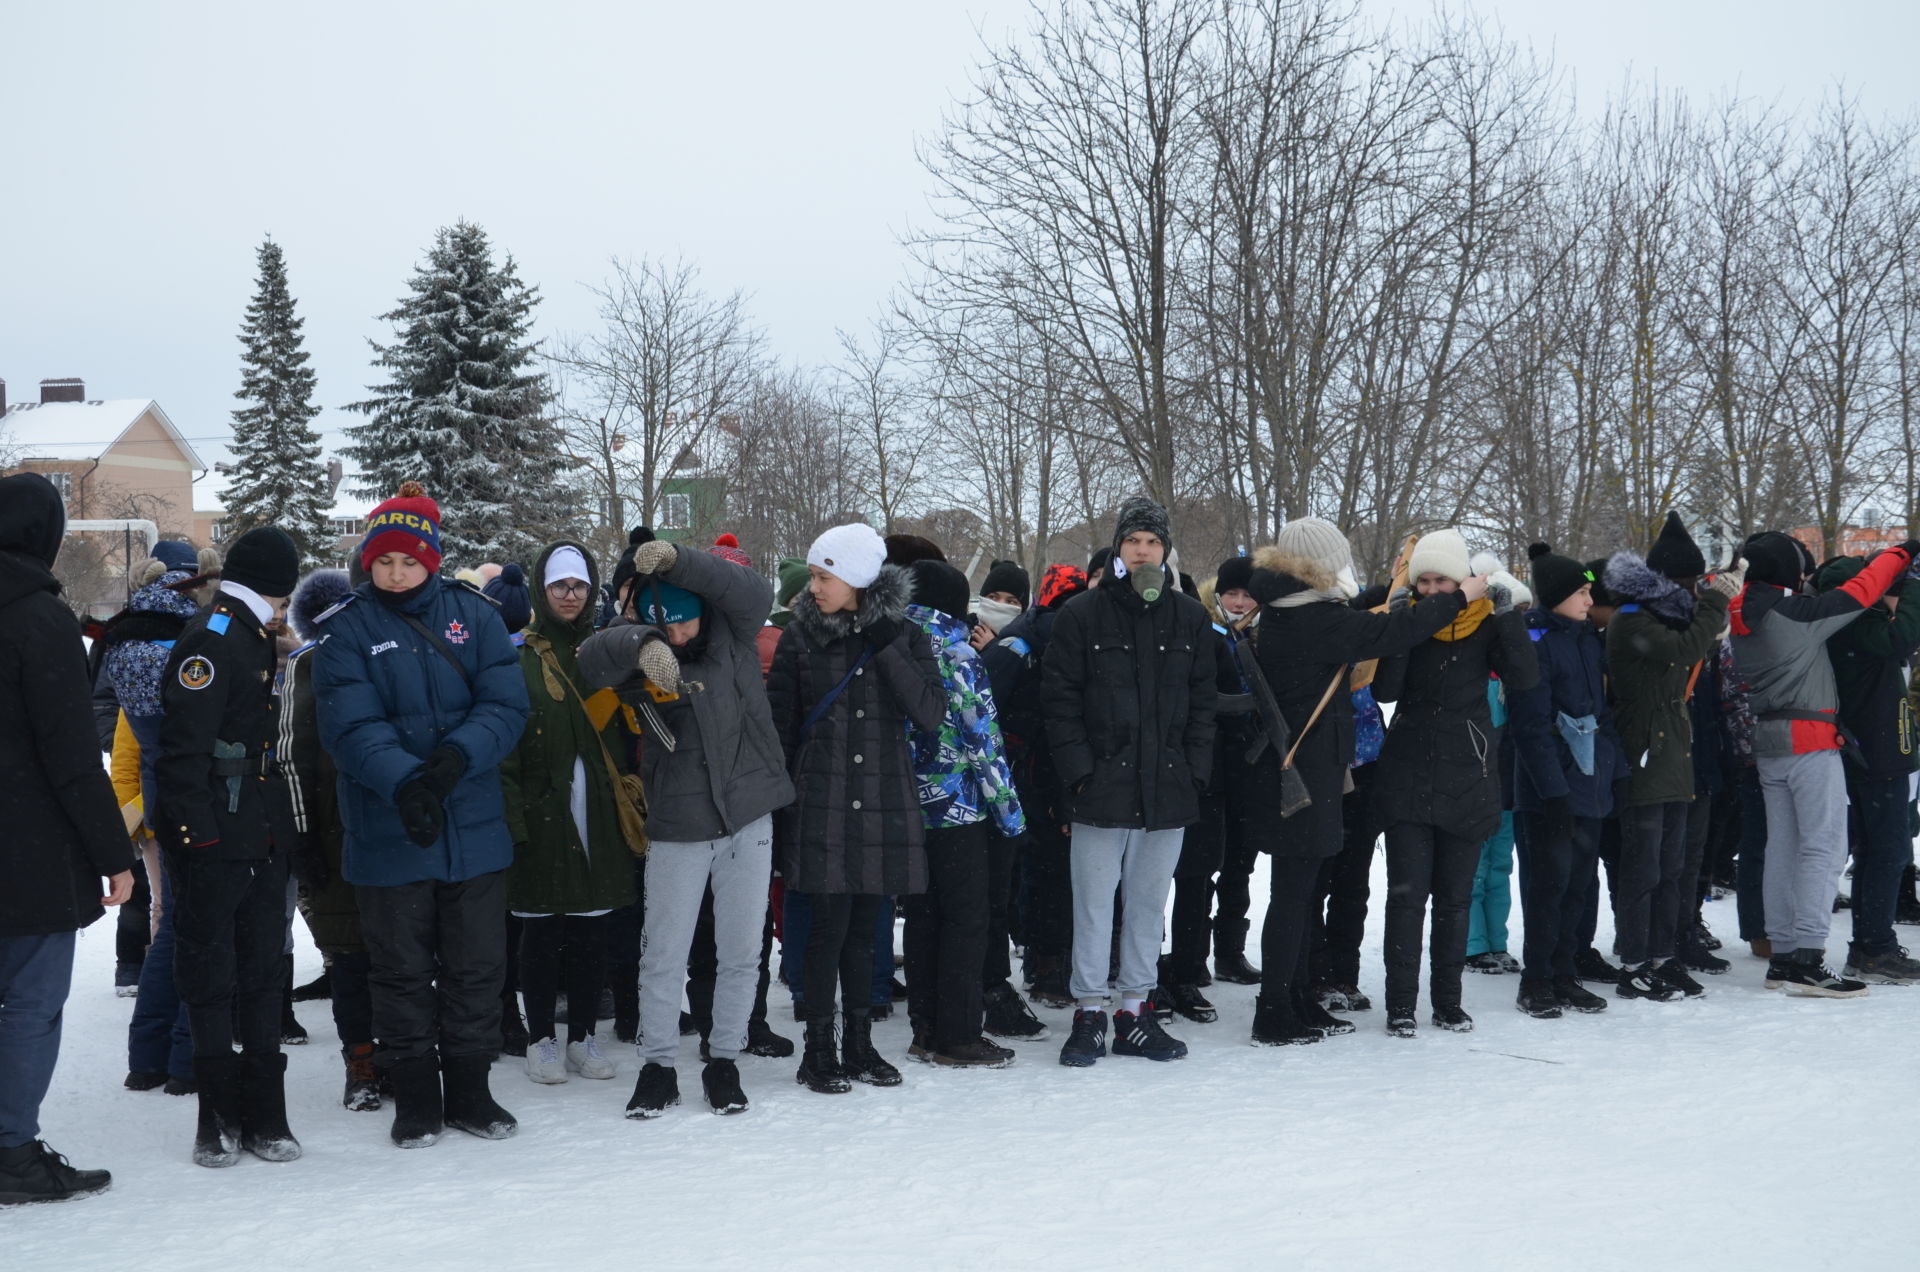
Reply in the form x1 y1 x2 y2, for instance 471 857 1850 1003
796 1016 851 1094
1553 976 1608 1013
0 1140 111 1205
744 1017 796 1058
841 1010 902 1086
1291 987 1355 1036
190 1054 242 1168
1516 979 1564 1018
1574 947 1622 984
982 982 1051 1039
387 1055 443 1149
342 1043 380 1112
1431 1005 1474 1032
279 969 307 1046
1027 954 1074 1008
442 1054 517 1140
1250 993 1320 1047
290 968 332 1002
1213 919 1261 984
238 1052 301 1162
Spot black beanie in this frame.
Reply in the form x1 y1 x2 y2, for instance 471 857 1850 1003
222 526 300 597
1644 511 1706 580
1744 532 1806 590
1111 495 1172 558
981 559 1031 607
910 559 971 624
483 562 532 633
1215 555 1254 596
1527 541 1593 612
1088 546 1114 579
884 534 947 567
1584 558 1619 608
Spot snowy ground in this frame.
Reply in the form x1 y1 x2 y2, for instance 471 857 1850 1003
12 855 1916 1272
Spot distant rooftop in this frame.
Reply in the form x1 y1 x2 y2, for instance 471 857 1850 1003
0 398 208 470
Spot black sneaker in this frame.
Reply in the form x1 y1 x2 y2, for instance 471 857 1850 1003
1465 953 1509 974
1843 947 1920 985
124 1070 167 1092
1552 977 1609 1013
1319 981 1371 1012
1774 960 1870 998
1431 1005 1474 1032
624 1062 680 1119
933 1038 1016 1068
1212 950 1262 985
982 983 1051 1040
1763 958 1793 990
163 1075 196 1097
743 1018 796 1058
1693 922 1724 952
1250 994 1321 1046
1027 956 1075 1008
1111 1008 1188 1061
1294 994 1356 1036
0 1140 111 1205
1059 1009 1108 1068
1386 1010 1417 1038
1159 982 1218 1025
1516 980 1563 1018
1677 942 1730 975
1653 960 1706 998
1575 948 1622 984
291 970 332 1002
1616 964 1681 1001
700 1059 748 1115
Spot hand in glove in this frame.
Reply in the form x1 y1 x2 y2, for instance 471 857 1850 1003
631 540 677 576
395 780 446 849
422 744 466 801
1488 581 1514 615
1388 586 1412 612
862 616 902 650
1707 558 1748 600
637 634 683 696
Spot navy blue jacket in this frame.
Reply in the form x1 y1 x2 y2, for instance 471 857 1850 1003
312 576 529 886
1508 608 1628 820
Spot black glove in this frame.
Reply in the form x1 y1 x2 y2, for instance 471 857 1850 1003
422 745 467 801
1898 539 1920 561
1538 795 1574 844
863 616 901 650
396 779 446 849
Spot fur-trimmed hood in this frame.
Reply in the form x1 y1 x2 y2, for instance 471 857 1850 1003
1246 546 1341 606
1603 550 1696 626
789 561 914 645
290 568 352 642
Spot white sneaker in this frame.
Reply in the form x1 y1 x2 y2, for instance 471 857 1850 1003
566 1036 617 1080
526 1036 567 1084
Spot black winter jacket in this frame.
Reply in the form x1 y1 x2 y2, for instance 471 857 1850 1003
1816 567 1920 780
767 564 944 894
1041 573 1218 831
1372 601 1538 841
1244 547 1469 857
0 473 131 937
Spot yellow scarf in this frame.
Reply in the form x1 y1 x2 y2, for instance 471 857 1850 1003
1428 596 1494 642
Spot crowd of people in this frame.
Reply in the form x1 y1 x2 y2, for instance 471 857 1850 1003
5 467 1919 1203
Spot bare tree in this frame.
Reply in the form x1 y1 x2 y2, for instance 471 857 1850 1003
833 323 933 533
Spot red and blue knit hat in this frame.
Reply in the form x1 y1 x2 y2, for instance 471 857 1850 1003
360 481 443 574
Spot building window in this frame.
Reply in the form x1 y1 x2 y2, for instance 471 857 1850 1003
46 471 70 506
661 492 691 530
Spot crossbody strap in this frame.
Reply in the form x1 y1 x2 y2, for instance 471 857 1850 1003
799 646 875 743
393 610 472 690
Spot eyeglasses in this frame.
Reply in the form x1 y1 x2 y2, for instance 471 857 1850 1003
546 581 592 599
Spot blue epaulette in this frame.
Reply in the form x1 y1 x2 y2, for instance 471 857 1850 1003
313 593 357 624
1528 627 1546 642
998 635 1031 658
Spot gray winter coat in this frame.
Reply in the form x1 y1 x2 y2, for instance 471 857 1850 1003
766 563 945 895
577 546 795 844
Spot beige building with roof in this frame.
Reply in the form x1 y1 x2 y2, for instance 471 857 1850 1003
0 376 211 613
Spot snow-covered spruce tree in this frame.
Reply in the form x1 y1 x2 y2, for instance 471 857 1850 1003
345 219 575 565
223 236 332 566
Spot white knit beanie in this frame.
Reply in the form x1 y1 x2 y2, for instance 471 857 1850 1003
807 523 886 589
1408 529 1471 584
1273 517 1359 598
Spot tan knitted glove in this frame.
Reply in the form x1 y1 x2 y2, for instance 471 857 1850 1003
1707 558 1748 600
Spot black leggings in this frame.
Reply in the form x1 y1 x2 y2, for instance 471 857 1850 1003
801 892 882 1020
519 913 609 1044
1258 856 1324 1003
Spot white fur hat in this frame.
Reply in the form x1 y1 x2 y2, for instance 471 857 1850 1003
807 523 887 589
1408 528 1471 584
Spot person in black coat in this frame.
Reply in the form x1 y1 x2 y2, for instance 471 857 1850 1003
0 473 130 1205
154 526 305 1168
1043 498 1217 1067
1507 545 1629 1017
1243 518 1479 1046
1370 529 1537 1036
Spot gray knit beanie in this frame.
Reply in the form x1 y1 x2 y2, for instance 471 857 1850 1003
1273 517 1359 598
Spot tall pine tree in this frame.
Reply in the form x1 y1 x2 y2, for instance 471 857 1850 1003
345 220 574 565
224 236 332 565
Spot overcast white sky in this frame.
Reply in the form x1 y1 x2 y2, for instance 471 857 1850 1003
2 0 1914 511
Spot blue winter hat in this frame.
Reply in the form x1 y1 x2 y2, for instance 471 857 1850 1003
151 539 199 573
637 576 703 625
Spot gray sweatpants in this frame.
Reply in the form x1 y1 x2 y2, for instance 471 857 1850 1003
1757 752 1850 957
1069 825 1185 1004
638 815 773 1067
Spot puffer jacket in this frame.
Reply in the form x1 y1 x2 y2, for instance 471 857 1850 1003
500 542 639 915
100 568 201 719
576 543 794 843
312 573 530 886
1507 607 1629 819
1603 552 1730 804
767 563 944 895
1041 572 1218 831
1728 548 1915 759
1371 599 1538 842
0 473 131 937
905 604 1025 835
